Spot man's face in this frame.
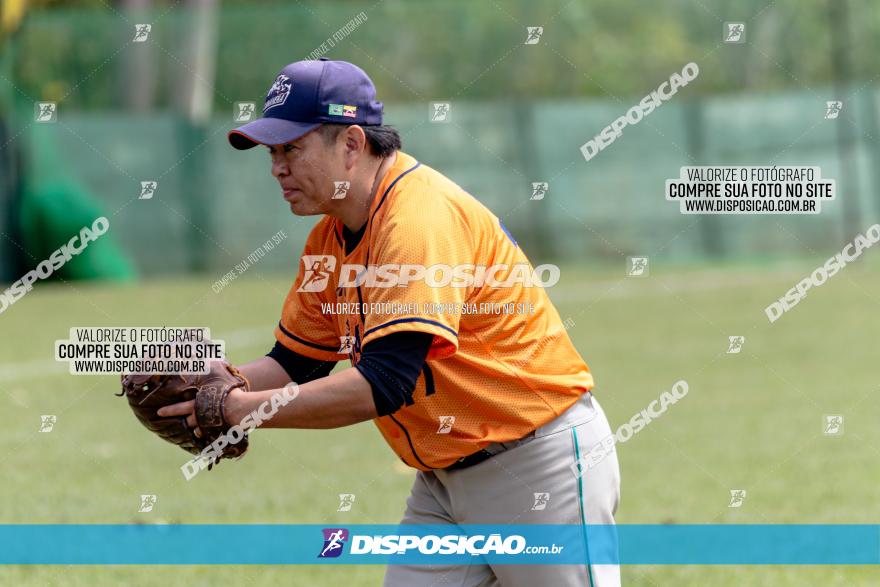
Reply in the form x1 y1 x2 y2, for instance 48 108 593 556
268 128 344 216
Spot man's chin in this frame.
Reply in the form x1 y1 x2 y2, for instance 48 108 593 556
286 200 322 216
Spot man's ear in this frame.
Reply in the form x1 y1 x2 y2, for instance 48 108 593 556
342 126 368 169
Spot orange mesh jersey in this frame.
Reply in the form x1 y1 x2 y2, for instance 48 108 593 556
275 151 594 470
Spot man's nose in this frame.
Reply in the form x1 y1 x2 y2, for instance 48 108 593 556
271 155 289 178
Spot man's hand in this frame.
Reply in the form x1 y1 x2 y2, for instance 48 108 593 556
156 354 292 432
120 360 250 464
156 399 198 433
157 389 246 436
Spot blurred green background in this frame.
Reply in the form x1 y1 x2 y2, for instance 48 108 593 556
1 0 879 585
2 0 880 278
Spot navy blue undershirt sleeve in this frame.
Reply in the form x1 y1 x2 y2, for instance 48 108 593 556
355 331 433 417
267 341 336 383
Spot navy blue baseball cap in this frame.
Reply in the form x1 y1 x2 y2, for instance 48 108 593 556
228 58 384 150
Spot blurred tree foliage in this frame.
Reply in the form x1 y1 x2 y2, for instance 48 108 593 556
8 0 879 109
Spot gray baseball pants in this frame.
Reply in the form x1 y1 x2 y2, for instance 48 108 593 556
383 391 621 587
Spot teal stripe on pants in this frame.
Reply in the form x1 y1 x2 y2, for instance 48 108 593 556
572 427 595 587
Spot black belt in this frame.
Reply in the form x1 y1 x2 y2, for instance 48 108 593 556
444 393 592 472
444 430 537 472
444 448 497 471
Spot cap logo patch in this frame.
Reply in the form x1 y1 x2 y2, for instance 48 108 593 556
329 104 358 118
264 74 292 112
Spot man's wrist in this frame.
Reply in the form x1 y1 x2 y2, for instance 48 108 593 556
223 387 248 427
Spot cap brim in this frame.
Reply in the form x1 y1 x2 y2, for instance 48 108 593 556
227 118 321 150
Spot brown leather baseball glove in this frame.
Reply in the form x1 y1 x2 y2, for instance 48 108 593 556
119 360 250 468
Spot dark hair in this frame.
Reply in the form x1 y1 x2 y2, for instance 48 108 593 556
319 124 402 157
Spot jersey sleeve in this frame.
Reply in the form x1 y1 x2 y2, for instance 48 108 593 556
361 189 474 359
266 341 337 383
275 235 346 362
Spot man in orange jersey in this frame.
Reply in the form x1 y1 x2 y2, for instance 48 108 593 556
160 58 620 586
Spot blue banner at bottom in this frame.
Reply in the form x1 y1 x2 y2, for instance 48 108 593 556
0 524 877 565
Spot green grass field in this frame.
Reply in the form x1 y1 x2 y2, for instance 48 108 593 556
1 260 878 586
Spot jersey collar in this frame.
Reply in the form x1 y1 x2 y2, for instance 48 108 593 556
333 151 421 243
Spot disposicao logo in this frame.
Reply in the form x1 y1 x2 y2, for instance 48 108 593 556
318 528 349 558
